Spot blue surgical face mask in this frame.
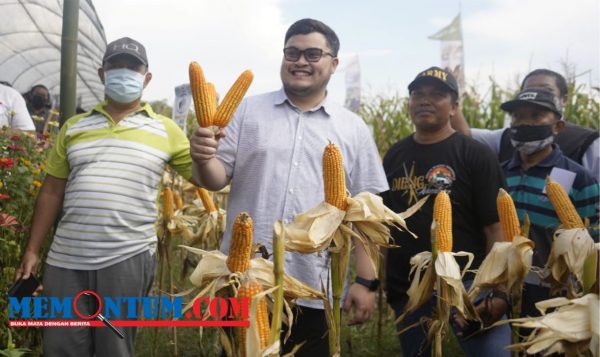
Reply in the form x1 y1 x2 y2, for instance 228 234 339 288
104 68 146 103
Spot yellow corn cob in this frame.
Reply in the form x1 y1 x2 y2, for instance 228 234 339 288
212 70 253 128
497 188 520 242
546 177 585 229
226 212 253 273
162 187 174 220
207 82 218 118
196 188 217 213
173 190 183 210
189 61 213 127
433 191 452 252
322 142 348 211
237 280 270 354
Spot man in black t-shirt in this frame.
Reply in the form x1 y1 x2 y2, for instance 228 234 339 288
382 67 511 357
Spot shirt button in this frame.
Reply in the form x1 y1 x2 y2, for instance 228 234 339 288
298 136 303 140
289 188 294 194
294 161 299 166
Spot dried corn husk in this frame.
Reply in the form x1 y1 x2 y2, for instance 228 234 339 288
469 235 534 300
282 192 427 271
545 228 597 297
396 249 479 355
506 293 599 356
179 246 324 303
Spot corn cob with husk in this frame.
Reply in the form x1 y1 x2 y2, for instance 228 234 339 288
396 191 479 357
237 279 270 357
503 293 600 356
212 70 254 128
276 142 426 355
544 177 597 297
468 189 533 302
179 211 325 356
322 142 348 356
468 189 534 354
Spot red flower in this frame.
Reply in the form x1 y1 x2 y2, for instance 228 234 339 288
7 144 25 152
11 134 20 141
0 193 10 200
0 158 14 169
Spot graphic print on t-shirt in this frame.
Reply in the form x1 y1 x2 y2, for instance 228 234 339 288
390 162 455 205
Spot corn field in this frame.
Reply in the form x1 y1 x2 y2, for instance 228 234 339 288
1 74 598 356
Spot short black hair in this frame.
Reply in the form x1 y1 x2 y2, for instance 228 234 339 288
520 69 568 97
284 18 340 56
30 84 49 94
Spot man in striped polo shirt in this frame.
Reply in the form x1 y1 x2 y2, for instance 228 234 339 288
500 87 598 318
15 37 193 356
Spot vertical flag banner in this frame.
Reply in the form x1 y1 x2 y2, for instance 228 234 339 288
173 84 192 131
428 14 465 92
344 55 361 113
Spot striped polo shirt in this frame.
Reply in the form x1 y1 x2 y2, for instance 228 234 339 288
502 145 599 267
45 102 192 270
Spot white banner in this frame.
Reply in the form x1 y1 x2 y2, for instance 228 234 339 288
173 84 192 131
429 14 465 92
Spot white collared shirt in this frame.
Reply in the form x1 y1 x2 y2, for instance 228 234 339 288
217 88 388 308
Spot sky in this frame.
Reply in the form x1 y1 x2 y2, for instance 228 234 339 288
92 0 600 106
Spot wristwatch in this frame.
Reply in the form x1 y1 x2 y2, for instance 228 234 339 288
355 276 380 291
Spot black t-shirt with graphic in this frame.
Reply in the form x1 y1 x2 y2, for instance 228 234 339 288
382 132 505 304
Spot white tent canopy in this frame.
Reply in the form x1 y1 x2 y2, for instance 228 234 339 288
0 0 106 110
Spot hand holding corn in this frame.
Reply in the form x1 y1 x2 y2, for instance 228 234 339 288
190 127 225 165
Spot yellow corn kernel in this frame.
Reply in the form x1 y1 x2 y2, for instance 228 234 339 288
189 61 213 127
226 212 254 273
497 188 520 242
197 188 217 213
433 191 452 252
207 82 218 118
546 177 585 229
212 70 253 128
162 187 174 221
173 190 183 210
322 142 348 210
237 280 270 353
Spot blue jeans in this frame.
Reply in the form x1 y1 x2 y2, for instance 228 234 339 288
390 285 511 357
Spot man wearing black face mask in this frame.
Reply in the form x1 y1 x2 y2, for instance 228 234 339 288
500 87 598 318
25 84 52 133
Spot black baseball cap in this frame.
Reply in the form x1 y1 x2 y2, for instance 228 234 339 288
500 87 562 117
103 37 148 66
408 66 459 95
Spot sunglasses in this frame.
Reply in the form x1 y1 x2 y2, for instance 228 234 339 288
283 47 335 63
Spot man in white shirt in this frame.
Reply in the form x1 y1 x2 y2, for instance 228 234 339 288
190 18 387 356
0 83 35 131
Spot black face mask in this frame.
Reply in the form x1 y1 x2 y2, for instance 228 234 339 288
509 124 555 155
31 94 49 110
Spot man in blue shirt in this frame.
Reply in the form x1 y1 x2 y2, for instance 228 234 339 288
500 87 599 317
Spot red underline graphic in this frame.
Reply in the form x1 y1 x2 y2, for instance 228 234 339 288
9 320 249 327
